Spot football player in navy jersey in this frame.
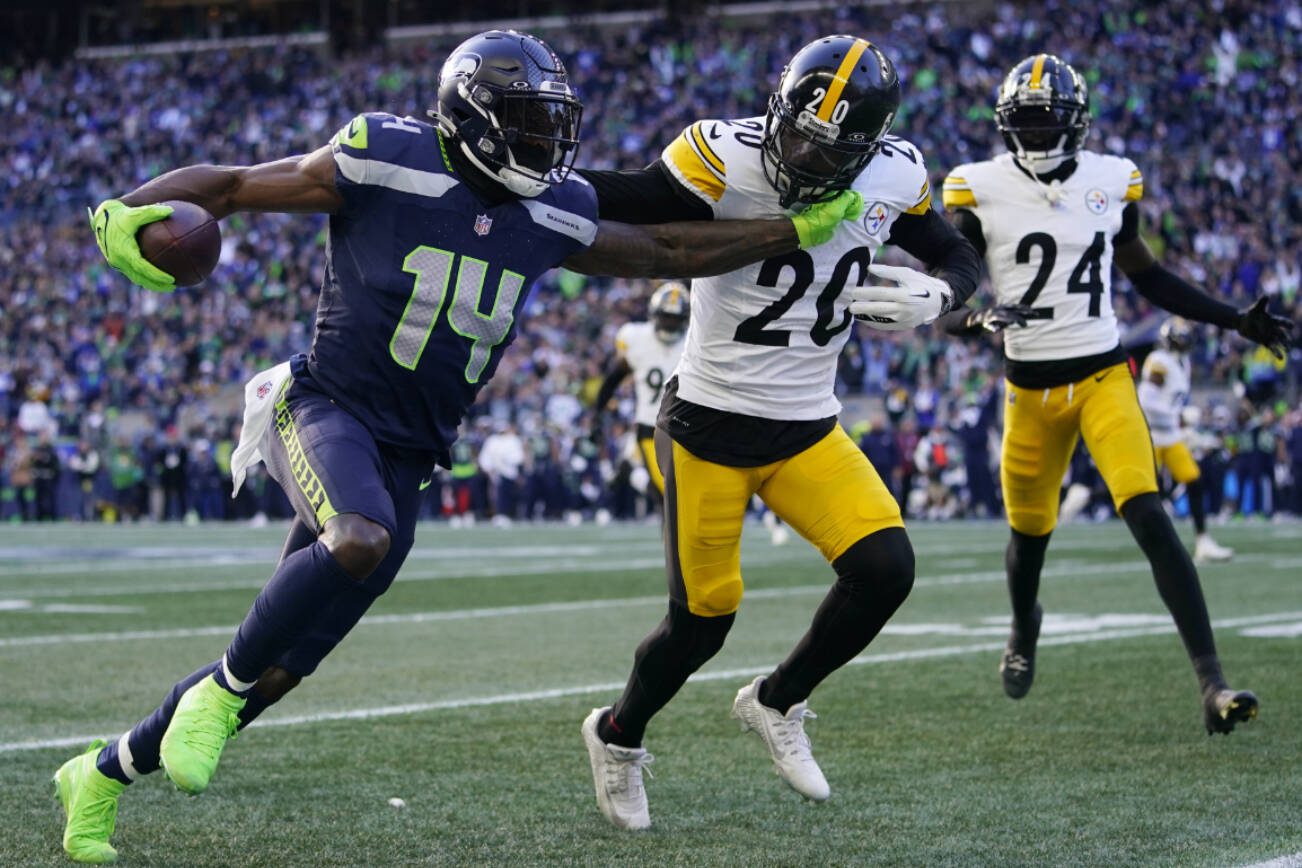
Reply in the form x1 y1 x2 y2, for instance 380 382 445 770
59 30 863 863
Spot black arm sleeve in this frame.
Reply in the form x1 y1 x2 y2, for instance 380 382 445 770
1114 201 1140 245
937 307 981 337
951 208 987 258
579 161 714 224
885 207 983 309
1128 264 1241 329
592 361 631 413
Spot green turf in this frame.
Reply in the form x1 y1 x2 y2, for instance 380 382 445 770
2 519 1299 866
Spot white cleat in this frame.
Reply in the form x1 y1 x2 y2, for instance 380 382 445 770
1194 534 1234 564
581 707 654 830
731 677 830 802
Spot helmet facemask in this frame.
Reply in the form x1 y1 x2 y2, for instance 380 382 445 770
996 56 1090 176
448 80 582 197
761 93 880 209
433 32 583 199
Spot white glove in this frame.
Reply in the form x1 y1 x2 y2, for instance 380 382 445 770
849 264 954 332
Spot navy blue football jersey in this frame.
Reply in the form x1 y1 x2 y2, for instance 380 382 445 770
306 112 598 464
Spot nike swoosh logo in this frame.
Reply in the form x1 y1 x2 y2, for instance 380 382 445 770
1094 370 1112 382
418 476 434 491
910 291 931 299
708 123 722 140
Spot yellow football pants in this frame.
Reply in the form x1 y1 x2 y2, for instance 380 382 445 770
1154 441 1201 485
657 425 903 616
637 436 666 495
1002 363 1158 537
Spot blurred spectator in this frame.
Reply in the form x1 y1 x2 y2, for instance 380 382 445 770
0 0 1297 522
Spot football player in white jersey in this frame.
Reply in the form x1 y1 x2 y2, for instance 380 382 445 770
576 35 981 829
1137 318 1234 564
938 54 1292 734
592 281 690 498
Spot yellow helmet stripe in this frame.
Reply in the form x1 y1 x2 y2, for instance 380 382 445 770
817 38 870 122
1029 53 1047 89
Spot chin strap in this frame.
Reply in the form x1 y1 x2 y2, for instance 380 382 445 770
1014 153 1074 206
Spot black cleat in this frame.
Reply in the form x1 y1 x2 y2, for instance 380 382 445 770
1202 687 1259 735
999 603 1043 700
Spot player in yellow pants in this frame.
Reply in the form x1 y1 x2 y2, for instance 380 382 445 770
1139 318 1234 563
940 53 1292 735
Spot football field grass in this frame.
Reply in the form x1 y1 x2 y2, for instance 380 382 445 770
2 519 1300 866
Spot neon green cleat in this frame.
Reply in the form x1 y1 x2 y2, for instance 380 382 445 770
159 675 245 795
53 740 126 864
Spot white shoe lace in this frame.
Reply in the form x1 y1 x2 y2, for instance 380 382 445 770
767 705 817 763
605 750 655 801
1002 652 1030 674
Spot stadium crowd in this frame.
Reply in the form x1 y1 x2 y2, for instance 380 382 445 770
2 0 1300 524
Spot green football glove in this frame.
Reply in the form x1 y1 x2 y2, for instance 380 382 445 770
790 190 864 249
89 199 176 293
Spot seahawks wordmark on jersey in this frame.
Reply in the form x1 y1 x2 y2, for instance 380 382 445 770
316 112 598 464
661 118 932 420
943 151 1143 362
1138 348 1192 447
615 321 684 428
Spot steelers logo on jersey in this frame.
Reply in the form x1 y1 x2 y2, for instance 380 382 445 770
863 201 890 235
1084 188 1109 214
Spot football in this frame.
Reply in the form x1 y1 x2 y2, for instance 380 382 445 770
136 200 221 287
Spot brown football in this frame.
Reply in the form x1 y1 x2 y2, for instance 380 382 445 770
136 200 221 287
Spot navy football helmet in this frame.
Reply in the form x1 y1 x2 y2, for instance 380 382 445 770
762 35 901 208
432 30 582 197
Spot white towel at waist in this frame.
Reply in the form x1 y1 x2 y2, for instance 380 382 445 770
231 361 293 497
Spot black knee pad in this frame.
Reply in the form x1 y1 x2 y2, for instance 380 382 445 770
832 526 915 607
652 601 735 671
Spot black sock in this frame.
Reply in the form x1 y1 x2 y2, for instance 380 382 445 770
760 528 915 714
1121 492 1220 686
1187 479 1208 535
600 603 734 748
1006 529 1052 634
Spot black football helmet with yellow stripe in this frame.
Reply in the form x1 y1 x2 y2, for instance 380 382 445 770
995 54 1090 172
762 35 901 209
649 281 690 343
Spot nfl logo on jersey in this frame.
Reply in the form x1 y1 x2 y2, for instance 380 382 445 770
474 213 493 236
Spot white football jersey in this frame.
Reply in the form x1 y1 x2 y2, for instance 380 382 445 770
661 118 932 419
615 321 684 427
1137 348 1191 447
942 151 1144 362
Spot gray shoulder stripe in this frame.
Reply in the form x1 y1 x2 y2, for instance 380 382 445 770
333 152 459 198
522 200 598 246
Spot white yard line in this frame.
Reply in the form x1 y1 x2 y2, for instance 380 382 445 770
1 538 1259 599
2 609 1295 755
1242 854 1302 868
0 534 1150 583
0 557 1208 648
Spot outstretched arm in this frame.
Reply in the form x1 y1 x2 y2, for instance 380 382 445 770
1114 203 1293 357
563 190 862 278
119 145 342 219
93 145 341 292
